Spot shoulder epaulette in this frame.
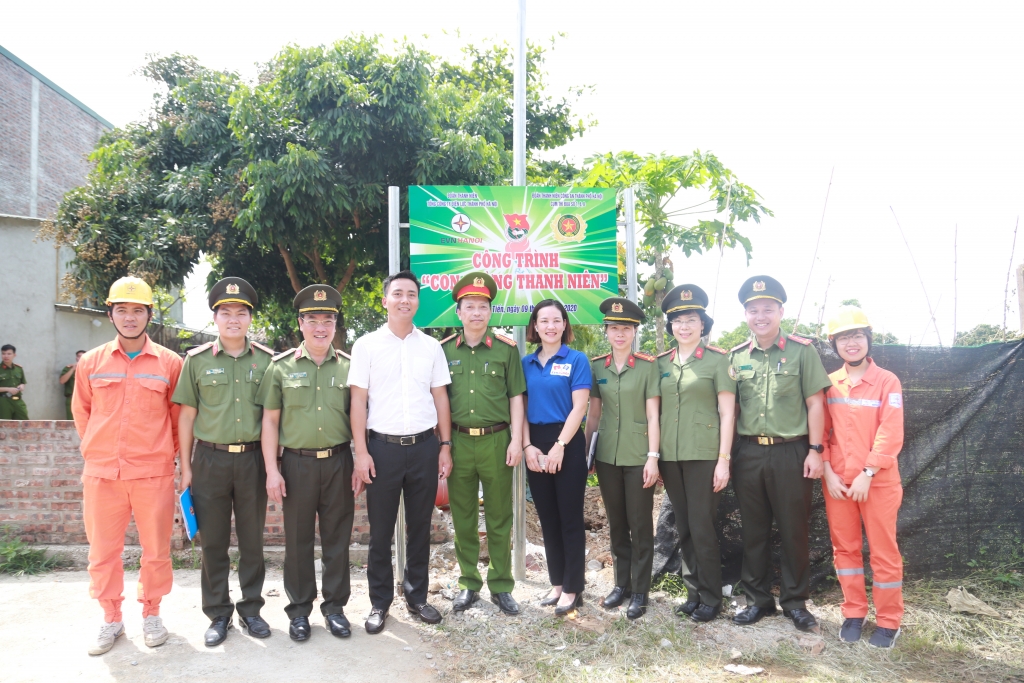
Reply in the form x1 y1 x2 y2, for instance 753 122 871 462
706 345 728 355
731 341 751 352
657 348 675 358
787 334 812 346
336 348 351 360
440 333 458 345
186 341 215 357
495 333 517 347
633 352 656 362
251 341 275 355
272 349 294 362
591 353 610 362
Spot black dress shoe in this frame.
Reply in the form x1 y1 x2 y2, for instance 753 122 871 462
204 616 232 647
539 590 562 607
452 589 480 612
554 593 583 617
325 612 351 638
690 603 722 623
238 615 271 639
732 604 778 625
626 593 648 620
600 586 631 609
490 592 520 615
407 601 442 624
783 608 819 632
288 616 311 641
365 608 388 634
674 597 700 616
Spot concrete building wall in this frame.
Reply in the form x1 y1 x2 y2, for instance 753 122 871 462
0 47 110 219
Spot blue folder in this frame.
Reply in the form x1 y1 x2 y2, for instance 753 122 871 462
178 487 199 541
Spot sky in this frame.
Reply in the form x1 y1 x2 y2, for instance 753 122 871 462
4 0 1022 342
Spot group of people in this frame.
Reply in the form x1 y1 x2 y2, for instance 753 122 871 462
69 267 905 658
0 345 88 420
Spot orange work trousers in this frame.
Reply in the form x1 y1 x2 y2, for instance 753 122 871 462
83 475 176 623
824 484 904 629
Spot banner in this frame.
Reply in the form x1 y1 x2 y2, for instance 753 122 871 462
410 185 619 327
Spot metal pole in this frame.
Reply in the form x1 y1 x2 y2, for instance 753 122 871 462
624 188 639 351
388 186 406 592
511 0 528 581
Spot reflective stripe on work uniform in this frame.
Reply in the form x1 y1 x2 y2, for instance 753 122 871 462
836 567 864 576
873 581 903 589
89 373 128 379
827 397 881 407
133 373 170 384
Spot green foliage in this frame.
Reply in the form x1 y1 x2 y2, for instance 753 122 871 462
712 321 751 350
0 528 61 576
651 571 689 597
875 331 900 344
567 324 610 359
954 324 1024 346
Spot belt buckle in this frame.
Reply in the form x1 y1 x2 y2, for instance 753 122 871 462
316 449 331 459
469 427 483 436
757 436 771 446
399 436 415 446
228 444 244 453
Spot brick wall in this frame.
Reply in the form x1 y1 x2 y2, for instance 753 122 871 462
0 421 449 550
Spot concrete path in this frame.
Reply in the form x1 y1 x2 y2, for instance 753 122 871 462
0 568 439 683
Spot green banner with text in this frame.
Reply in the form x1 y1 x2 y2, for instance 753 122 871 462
410 185 619 327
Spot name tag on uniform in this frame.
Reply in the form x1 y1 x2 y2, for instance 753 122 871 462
597 378 608 384
287 372 308 379
550 363 572 377
448 360 461 366
205 368 225 375
661 372 670 378
739 364 753 370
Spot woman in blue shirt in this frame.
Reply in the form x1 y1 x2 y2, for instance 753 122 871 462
521 299 592 617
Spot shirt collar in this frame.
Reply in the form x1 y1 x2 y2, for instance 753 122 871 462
297 341 337 363
1 361 12 369
110 334 156 358
381 323 418 341
751 332 786 353
675 343 706 365
457 328 493 349
528 343 570 366
836 357 879 386
212 337 255 357
604 353 636 370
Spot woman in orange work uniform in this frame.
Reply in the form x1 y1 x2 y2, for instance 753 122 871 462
821 307 904 648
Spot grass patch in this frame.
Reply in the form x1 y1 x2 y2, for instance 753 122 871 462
0 527 62 576
651 572 688 598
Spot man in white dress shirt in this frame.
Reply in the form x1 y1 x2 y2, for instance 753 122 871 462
349 270 453 634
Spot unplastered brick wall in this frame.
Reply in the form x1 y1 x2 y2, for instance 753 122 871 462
0 421 448 550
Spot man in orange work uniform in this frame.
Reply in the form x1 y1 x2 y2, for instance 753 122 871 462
72 277 183 656
821 306 905 648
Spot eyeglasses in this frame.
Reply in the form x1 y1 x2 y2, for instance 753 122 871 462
835 333 868 345
672 318 703 328
301 318 337 329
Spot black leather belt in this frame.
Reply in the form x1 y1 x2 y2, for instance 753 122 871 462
197 439 260 453
368 429 434 446
282 442 351 459
453 422 509 437
742 435 808 446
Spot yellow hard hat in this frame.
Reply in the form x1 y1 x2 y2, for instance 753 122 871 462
106 277 154 306
827 306 872 338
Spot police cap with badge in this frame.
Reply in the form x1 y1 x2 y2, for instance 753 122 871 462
452 271 497 302
294 284 342 313
662 284 714 337
208 277 258 310
600 297 646 325
737 275 786 306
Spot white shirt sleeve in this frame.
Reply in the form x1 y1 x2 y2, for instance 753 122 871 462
347 336 371 388
430 338 452 388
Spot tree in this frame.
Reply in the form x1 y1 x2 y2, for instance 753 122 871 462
576 152 772 352
954 324 1023 346
45 36 591 349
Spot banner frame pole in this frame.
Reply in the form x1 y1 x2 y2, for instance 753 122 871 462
388 185 407 594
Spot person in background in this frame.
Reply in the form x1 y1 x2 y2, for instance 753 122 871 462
441 272 526 616
821 306 905 648
584 297 660 620
173 278 275 646
72 277 182 655
60 350 86 420
657 284 735 623
0 344 28 419
521 299 592 618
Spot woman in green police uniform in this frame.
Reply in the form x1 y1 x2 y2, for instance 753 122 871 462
584 297 661 620
657 284 736 623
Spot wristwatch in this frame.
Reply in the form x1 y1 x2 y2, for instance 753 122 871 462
440 440 452 447
647 451 660 459
555 439 567 448
863 467 876 478
809 444 824 453
718 452 732 461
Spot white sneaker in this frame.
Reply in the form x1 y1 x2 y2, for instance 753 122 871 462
143 615 169 648
88 621 124 655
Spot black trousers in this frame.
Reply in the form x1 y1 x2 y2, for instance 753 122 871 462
527 423 587 594
365 433 439 610
732 438 812 611
280 449 354 618
192 442 268 619
596 460 654 594
659 459 722 605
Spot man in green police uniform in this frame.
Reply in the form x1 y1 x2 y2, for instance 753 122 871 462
441 272 526 616
729 276 832 633
60 351 85 420
173 278 275 646
0 345 28 420
257 284 354 642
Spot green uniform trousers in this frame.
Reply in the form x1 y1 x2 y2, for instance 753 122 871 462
732 439 812 611
192 442 268 619
281 449 354 619
0 395 28 420
65 396 73 421
596 460 655 594
659 459 722 605
449 429 514 593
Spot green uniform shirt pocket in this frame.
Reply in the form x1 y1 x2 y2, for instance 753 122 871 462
773 366 801 397
693 412 720 456
246 369 262 401
282 377 311 408
485 364 506 382
736 370 757 402
448 363 464 378
326 383 350 413
200 374 230 405
631 421 649 437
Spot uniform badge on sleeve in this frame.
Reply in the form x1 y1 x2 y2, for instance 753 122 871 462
728 365 738 380
889 393 903 408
